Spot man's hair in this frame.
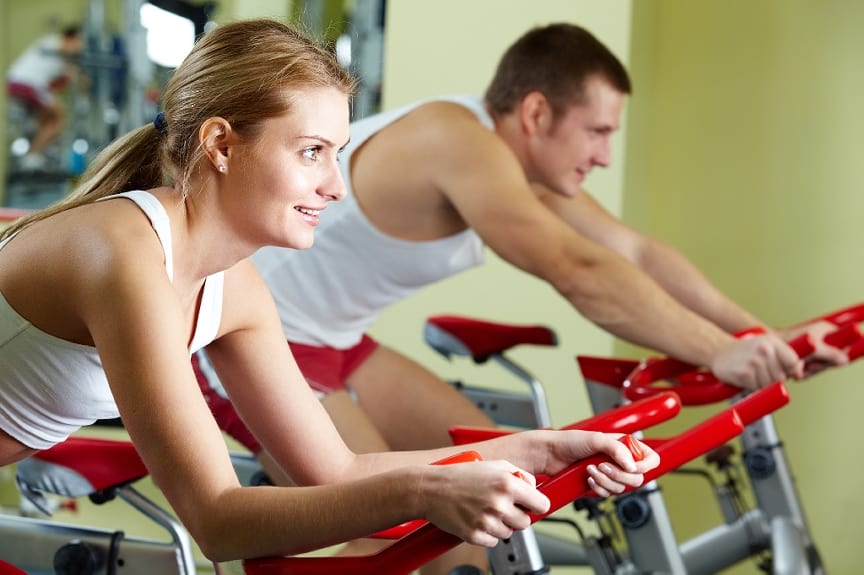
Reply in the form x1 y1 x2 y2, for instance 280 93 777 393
61 24 82 39
485 23 631 118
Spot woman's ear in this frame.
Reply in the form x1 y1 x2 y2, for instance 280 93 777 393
518 91 552 136
199 117 233 173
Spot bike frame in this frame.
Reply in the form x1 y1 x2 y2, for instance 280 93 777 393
424 304 864 574
0 448 262 575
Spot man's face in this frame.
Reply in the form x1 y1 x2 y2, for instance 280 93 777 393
527 76 626 197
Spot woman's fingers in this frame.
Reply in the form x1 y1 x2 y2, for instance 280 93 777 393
428 460 548 546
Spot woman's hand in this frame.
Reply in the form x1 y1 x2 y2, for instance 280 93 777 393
418 459 548 548
545 430 659 497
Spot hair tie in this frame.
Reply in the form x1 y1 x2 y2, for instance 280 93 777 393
153 112 168 135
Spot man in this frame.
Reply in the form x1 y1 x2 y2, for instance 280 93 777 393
198 23 844 575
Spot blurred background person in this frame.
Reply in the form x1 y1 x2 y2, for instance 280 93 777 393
6 24 83 171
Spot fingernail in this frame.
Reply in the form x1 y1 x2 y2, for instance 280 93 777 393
599 463 613 474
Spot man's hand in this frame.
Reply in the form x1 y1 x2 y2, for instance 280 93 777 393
779 320 850 377
711 333 804 390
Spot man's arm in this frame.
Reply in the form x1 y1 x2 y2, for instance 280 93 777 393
432 114 801 388
542 188 848 369
542 189 763 334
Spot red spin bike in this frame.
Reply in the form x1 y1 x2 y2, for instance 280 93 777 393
2 359 785 575
421 303 864 574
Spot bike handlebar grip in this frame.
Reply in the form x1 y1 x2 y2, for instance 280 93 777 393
730 382 790 426
563 392 681 434
641 409 744 480
821 302 864 326
624 332 818 406
371 451 483 539
848 338 864 361
623 357 735 406
448 426 509 445
535 408 744 520
823 322 863 348
620 434 646 461
787 334 816 357
450 392 682 445
432 451 483 465
242 406 747 575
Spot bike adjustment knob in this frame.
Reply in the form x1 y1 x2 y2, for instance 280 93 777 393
615 493 652 529
53 540 104 575
743 447 776 480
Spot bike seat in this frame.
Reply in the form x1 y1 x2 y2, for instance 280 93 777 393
424 315 557 361
16 436 148 501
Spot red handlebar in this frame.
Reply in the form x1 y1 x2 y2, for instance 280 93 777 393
448 391 682 446
371 451 482 539
617 302 864 406
241 382 792 575
818 302 864 327
621 334 811 405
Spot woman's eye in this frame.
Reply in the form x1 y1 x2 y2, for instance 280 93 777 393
302 147 320 161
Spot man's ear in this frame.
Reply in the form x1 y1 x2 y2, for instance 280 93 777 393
519 91 552 136
199 117 233 172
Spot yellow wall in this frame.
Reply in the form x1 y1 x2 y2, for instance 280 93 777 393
621 2 864 574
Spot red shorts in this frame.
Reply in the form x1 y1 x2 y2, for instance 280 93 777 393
194 335 379 454
290 334 379 395
7 81 51 110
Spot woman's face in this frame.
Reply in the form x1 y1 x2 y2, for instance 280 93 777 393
228 85 350 251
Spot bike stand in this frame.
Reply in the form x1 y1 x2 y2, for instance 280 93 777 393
4 437 198 575
578 340 836 575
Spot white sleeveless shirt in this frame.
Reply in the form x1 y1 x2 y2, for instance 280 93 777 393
0 191 224 449
252 95 491 348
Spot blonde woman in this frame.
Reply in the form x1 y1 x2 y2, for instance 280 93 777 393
0 19 657 566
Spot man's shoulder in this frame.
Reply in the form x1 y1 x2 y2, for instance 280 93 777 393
406 97 494 140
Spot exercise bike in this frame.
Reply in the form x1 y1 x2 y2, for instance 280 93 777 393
0 439 265 575
422 303 864 574
579 303 864 575
241 380 790 575
1 363 788 575
4 305 857 575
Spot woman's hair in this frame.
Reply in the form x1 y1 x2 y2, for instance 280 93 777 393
485 23 631 119
2 18 356 239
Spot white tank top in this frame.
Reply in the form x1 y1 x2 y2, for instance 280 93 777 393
0 191 224 449
6 35 67 89
252 95 491 348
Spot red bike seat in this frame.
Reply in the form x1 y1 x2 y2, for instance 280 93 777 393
425 315 557 360
17 436 148 497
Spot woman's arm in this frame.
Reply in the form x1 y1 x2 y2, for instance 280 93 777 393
73 251 646 561
202 261 658 554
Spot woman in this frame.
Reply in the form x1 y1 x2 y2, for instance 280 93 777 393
0 19 657 562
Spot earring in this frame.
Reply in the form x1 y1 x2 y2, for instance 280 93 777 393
218 164 226 173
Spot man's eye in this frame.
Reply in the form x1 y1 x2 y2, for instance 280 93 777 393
303 147 320 161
